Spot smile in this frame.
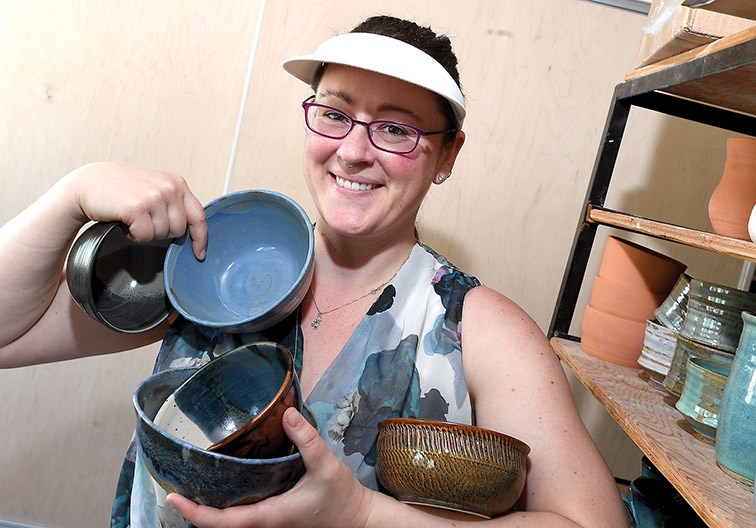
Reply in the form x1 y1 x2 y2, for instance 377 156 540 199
335 175 375 191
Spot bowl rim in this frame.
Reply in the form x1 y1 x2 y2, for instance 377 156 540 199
163 189 314 331
378 417 531 455
203 342 297 454
134 366 304 465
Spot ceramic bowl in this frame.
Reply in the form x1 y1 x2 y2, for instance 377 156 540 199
680 278 756 353
66 221 172 333
581 304 646 368
134 367 314 508
675 357 730 442
654 273 691 332
375 418 530 519
663 335 734 398
598 236 687 295
638 319 678 380
154 342 301 459
590 274 666 322
164 190 314 333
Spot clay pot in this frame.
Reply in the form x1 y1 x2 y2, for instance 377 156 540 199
708 138 756 241
582 304 646 368
598 236 687 296
590 274 666 322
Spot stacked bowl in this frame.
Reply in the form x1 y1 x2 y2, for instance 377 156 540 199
662 279 756 444
582 236 686 368
663 279 756 399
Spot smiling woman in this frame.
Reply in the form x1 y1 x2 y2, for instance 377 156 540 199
0 2 672 527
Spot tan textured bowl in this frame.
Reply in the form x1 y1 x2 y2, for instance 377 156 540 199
375 418 530 519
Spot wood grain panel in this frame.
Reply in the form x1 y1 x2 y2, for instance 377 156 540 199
0 1 259 526
553 337 755 528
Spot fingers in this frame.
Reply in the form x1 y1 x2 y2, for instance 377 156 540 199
184 192 208 261
74 163 208 260
166 494 224 528
283 407 328 472
167 493 264 528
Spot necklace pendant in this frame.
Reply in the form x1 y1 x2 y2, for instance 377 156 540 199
311 313 322 330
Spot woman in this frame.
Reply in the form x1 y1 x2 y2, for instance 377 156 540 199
0 15 629 528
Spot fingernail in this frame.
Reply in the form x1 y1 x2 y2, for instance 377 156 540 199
285 408 304 428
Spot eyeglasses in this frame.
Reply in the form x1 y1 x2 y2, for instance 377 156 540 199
301 96 456 154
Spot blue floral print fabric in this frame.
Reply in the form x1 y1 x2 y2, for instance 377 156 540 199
111 242 480 527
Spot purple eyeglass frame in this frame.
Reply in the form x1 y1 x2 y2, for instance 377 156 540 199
301 96 456 154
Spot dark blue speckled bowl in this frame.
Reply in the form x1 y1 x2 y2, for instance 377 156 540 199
134 367 311 507
164 190 314 334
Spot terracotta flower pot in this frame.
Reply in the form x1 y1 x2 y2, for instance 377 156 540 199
581 304 646 368
590 274 666 322
708 137 756 241
598 236 687 296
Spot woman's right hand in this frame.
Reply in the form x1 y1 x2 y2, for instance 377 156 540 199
0 162 208 363
60 162 208 259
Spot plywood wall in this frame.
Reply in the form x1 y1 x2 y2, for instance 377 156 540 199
0 1 743 526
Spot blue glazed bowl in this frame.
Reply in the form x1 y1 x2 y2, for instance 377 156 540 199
675 357 730 442
134 367 313 508
164 190 314 333
155 342 302 459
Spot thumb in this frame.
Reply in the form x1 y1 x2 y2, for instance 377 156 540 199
283 407 326 468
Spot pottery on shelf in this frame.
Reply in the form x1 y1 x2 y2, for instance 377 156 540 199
638 319 678 386
708 137 756 240
662 335 734 398
675 357 730 443
582 305 646 368
590 274 666 322
749 203 756 243
598 236 687 296
680 278 756 353
654 273 691 332
716 311 756 485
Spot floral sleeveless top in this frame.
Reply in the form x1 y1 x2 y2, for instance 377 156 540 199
111 242 480 527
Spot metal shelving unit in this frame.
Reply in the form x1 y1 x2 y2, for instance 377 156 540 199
549 27 756 341
547 27 756 528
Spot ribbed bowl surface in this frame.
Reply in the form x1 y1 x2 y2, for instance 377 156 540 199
375 418 530 518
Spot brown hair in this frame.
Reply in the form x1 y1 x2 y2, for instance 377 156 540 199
311 15 463 141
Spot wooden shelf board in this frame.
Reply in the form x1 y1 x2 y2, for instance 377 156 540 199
587 206 756 262
552 337 755 528
624 26 756 117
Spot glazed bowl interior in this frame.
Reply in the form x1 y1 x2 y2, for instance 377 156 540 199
375 418 530 519
164 190 314 333
154 342 301 459
134 367 312 508
66 221 172 333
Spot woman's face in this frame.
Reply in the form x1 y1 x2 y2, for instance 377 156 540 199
303 64 463 242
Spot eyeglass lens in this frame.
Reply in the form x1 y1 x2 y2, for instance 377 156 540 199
304 103 421 154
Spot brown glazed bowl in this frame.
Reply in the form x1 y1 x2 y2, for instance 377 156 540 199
153 342 302 459
375 418 530 519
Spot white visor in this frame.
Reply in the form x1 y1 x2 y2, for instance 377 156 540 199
282 32 466 127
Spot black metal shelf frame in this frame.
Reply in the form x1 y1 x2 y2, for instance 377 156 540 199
549 47 756 340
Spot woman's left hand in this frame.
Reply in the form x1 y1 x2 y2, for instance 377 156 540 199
167 407 373 528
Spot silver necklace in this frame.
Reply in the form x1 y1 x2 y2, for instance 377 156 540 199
309 258 407 330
